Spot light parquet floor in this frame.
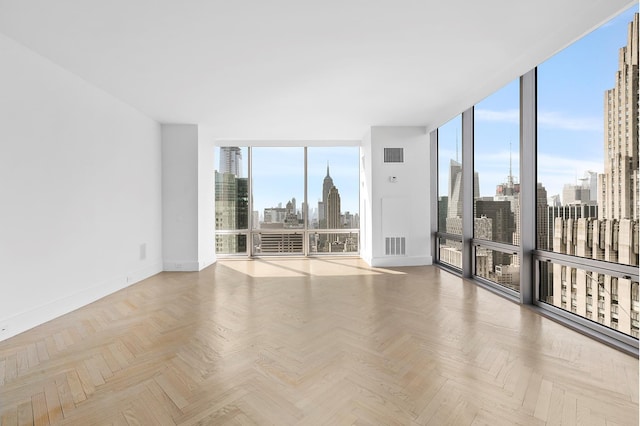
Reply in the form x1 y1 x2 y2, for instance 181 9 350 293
0 258 637 425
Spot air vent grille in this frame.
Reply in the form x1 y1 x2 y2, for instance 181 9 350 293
383 148 404 163
385 237 406 255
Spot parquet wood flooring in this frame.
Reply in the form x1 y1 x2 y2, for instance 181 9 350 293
0 258 637 425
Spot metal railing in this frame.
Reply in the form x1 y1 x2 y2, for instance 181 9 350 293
215 229 359 257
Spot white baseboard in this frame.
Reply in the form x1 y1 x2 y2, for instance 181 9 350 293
360 254 373 266
162 260 201 271
163 256 217 272
198 257 216 271
0 262 162 343
370 255 433 267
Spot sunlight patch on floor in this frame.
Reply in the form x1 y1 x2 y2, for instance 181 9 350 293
218 257 406 278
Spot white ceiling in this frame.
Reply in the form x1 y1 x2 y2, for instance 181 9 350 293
0 0 634 141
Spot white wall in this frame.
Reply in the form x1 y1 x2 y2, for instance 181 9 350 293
162 124 216 271
162 124 199 270
198 126 216 267
0 33 163 341
360 126 432 267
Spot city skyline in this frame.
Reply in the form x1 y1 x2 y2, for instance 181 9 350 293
215 147 358 226
438 6 637 200
215 146 360 220
215 147 359 254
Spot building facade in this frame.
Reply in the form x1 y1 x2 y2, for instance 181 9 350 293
552 14 639 337
215 171 248 253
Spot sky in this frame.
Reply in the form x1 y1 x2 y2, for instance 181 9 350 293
438 6 636 201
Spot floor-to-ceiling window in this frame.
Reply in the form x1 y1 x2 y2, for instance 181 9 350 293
536 7 639 339
473 79 521 292
437 114 463 269
215 146 360 257
432 7 638 351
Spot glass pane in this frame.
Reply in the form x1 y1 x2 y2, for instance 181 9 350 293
252 233 304 255
475 246 520 292
309 231 359 254
474 79 519 245
439 237 462 269
215 147 248 231
252 147 304 230
307 147 359 230
215 234 247 255
537 8 639 268
540 261 639 339
438 115 463 236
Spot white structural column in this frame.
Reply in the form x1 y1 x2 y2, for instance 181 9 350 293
162 124 216 271
360 126 432 267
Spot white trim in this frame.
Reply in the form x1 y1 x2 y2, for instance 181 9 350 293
0 263 162 343
162 261 202 272
370 256 433 267
215 139 361 147
198 258 217 271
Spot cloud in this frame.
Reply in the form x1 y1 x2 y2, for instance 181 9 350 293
475 108 603 132
537 153 602 196
537 153 602 173
538 111 602 132
475 108 519 124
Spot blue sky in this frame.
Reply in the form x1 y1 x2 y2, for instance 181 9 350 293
439 6 636 200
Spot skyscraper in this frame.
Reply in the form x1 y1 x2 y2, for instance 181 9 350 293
215 147 247 253
215 171 248 253
550 13 639 336
599 13 639 221
325 185 342 250
326 186 341 230
219 146 243 176
445 159 479 236
563 171 598 206
475 199 515 268
546 204 598 251
319 163 335 228
536 183 549 250
447 159 463 221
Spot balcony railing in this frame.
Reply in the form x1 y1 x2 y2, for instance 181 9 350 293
216 229 359 257
308 230 359 254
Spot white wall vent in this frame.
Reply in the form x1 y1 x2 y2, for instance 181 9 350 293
383 148 404 163
385 237 406 255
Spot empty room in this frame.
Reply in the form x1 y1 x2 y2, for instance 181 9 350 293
0 1 638 424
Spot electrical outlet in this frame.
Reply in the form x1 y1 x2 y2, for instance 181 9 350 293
175 263 182 270
140 243 146 260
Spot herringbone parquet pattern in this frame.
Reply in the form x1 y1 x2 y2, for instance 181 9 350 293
0 258 637 425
